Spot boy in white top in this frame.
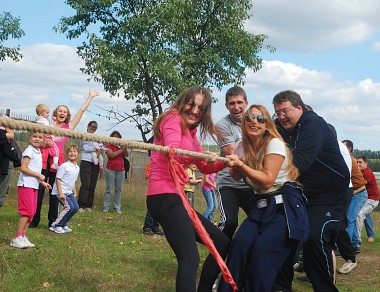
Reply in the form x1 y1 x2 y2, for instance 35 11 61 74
10 131 52 249
49 144 80 234
35 104 60 169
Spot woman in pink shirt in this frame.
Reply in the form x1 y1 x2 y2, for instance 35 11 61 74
147 86 229 291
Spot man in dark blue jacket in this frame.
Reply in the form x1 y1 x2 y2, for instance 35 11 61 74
272 90 349 292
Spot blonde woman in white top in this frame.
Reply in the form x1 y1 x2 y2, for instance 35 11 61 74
218 105 308 292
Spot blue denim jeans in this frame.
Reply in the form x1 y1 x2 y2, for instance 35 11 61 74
202 189 217 221
103 169 125 212
346 189 367 247
53 193 79 227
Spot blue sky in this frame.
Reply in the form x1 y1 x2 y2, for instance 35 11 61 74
1 0 380 150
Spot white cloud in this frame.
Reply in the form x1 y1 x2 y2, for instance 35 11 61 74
0 44 140 140
247 0 380 51
372 41 380 51
212 60 380 150
1 43 380 150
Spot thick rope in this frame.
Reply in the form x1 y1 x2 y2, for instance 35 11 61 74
167 148 237 291
0 117 229 163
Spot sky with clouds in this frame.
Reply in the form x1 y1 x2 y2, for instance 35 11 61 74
1 0 380 150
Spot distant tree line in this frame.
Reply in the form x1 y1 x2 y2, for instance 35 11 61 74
353 149 380 172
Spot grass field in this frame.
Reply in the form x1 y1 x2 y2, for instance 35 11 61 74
1 175 379 291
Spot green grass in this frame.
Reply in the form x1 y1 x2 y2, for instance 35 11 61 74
1 176 380 291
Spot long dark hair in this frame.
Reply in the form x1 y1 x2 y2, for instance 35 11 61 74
153 86 221 141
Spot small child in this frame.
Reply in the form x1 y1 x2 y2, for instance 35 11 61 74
10 131 52 249
49 144 80 234
35 104 60 169
184 164 202 208
91 141 106 170
202 172 217 222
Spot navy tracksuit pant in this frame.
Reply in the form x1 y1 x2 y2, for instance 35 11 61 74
218 203 298 292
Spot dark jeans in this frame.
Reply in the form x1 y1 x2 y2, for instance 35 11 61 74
30 167 60 227
143 211 160 229
77 160 99 209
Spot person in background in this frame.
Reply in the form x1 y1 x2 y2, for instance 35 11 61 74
30 89 99 228
273 90 349 292
324 129 357 276
49 145 80 234
35 104 60 170
146 86 230 291
90 141 106 170
356 155 379 245
202 172 217 222
10 131 52 248
338 140 368 254
103 131 128 214
78 121 101 212
142 160 164 235
215 86 252 240
0 116 15 208
184 163 202 208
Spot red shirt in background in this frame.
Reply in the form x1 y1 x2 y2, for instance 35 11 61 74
106 144 125 171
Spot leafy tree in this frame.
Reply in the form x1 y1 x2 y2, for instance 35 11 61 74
0 11 25 65
56 0 271 142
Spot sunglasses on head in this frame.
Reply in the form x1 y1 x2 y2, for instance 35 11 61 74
244 113 267 124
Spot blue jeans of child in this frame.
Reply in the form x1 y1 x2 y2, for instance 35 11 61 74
202 189 217 221
346 189 367 247
54 193 79 227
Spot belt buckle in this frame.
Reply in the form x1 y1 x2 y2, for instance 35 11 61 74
257 199 267 209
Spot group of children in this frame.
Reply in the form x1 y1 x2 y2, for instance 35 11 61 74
10 104 84 248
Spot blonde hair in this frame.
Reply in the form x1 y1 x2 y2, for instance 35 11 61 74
241 105 299 181
36 104 49 115
65 144 80 155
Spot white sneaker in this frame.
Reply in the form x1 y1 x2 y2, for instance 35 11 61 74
10 236 28 249
78 208 85 212
51 226 66 234
338 260 357 274
63 226 72 233
22 236 35 248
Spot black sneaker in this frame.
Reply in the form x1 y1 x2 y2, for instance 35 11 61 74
353 245 361 254
152 226 164 235
143 227 154 235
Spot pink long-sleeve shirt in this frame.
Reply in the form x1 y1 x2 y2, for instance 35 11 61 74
147 111 225 196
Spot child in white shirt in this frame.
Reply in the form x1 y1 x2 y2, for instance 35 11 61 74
49 144 80 234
